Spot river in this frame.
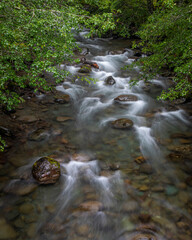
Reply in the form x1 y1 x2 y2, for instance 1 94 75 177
0 31 192 240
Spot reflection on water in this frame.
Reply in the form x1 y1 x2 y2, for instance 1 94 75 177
0 32 192 240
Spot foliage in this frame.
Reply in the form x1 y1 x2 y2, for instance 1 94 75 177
110 0 151 37
133 2 192 100
0 136 5 152
0 0 115 111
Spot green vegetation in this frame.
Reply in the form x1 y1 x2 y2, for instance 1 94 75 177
134 1 192 100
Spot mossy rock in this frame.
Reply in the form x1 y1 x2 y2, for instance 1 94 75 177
111 118 133 129
32 157 60 184
78 64 92 74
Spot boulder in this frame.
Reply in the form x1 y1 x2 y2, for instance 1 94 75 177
78 64 92 74
28 128 48 141
32 157 60 184
114 94 138 102
104 76 116 85
54 94 70 104
111 118 133 129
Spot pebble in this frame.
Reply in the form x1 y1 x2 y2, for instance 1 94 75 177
19 203 34 214
0 218 17 239
165 185 178 196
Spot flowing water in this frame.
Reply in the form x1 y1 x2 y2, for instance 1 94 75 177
0 32 192 240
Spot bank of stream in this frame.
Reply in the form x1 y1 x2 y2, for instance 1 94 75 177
0 32 192 240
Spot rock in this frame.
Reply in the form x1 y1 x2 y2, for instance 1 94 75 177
165 185 178 196
4 180 38 196
139 213 151 223
5 207 19 221
135 156 146 164
139 164 153 174
104 76 116 85
56 116 73 122
131 233 157 240
76 224 89 236
114 94 138 102
54 94 70 104
167 152 183 162
0 218 17 239
72 153 92 162
122 200 139 213
79 201 102 212
111 118 133 129
17 115 38 123
19 203 34 214
0 126 12 137
78 65 92 74
28 128 48 141
80 47 89 56
108 163 120 171
26 223 36 238
45 204 56 214
139 185 149 191
32 157 60 184
185 176 192 187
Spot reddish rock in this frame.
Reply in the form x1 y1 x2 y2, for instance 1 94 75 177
111 118 133 129
32 157 60 184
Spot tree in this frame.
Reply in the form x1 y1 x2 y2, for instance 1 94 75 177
133 1 192 100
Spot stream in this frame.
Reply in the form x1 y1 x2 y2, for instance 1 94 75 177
0 32 192 240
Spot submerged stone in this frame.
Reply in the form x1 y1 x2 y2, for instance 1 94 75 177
165 185 178 196
0 218 17 239
111 118 133 129
114 94 138 102
54 94 70 104
28 128 48 141
32 157 60 184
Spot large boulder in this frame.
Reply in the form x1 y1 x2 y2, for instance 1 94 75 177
111 118 133 129
104 76 116 85
32 157 60 184
114 94 138 102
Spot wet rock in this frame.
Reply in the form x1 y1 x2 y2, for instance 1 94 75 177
27 223 37 238
17 115 38 123
78 64 92 74
4 180 38 195
135 156 146 164
104 76 116 85
108 163 120 171
131 233 157 240
32 157 60 184
79 201 102 212
72 153 92 162
139 213 151 223
13 217 25 228
114 94 138 102
151 186 164 192
76 224 89 236
167 152 183 162
170 132 192 139
54 94 70 104
5 207 20 221
45 204 56 214
56 116 73 122
28 128 49 141
19 203 34 214
139 185 149 191
0 218 17 239
139 164 153 174
165 185 178 196
122 200 139 213
0 126 12 137
111 118 133 129
185 176 192 187
79 47 89 56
